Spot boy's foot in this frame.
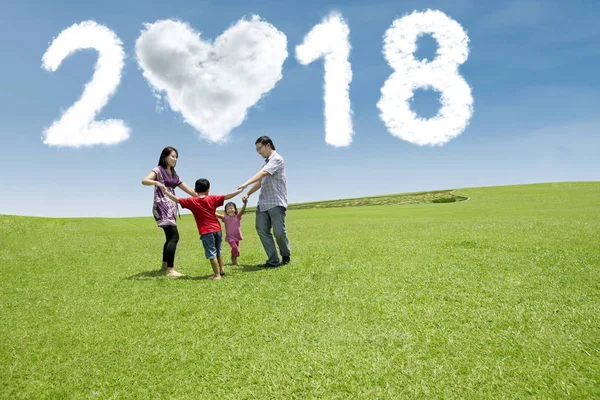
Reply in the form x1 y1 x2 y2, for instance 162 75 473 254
166 269 184 277
209 274 221 280
282 256 291 265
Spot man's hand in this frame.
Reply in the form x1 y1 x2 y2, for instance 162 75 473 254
237 183 248 191
242 196 248 204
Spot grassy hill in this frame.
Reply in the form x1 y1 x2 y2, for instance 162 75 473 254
1 182 599 398
239 188 467 213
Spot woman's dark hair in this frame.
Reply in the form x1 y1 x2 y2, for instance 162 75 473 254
255 136 275 150
224 201 238 214
158 146 178 175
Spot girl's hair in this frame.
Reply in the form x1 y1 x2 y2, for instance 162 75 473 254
158 146 178 175
224 202 238 214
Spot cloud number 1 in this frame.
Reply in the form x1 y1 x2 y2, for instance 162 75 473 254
41 21 129 147
296 12 354 147
377 9 473 146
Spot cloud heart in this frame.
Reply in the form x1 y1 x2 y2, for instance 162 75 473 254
135 16 288 143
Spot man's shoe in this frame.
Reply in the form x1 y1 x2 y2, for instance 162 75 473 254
258 262 280 268
281 256 291 265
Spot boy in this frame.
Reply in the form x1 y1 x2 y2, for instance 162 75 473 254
161 178 243 280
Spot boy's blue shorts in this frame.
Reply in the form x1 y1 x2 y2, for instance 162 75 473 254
200 231 222 259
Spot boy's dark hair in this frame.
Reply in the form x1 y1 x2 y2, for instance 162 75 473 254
224 201 238 214
194 178 210 193
158 146 178 175
255 136 275 150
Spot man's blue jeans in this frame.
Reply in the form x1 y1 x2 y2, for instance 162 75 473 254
255 206 291 266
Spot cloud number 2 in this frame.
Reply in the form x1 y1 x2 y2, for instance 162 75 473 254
41 21 129 147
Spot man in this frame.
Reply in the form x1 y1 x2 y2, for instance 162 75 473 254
238 136 291 267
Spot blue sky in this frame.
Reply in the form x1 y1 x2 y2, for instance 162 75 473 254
1 0 599 217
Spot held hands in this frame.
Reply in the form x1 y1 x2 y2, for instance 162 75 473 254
237 183 247 191
242 196 248 204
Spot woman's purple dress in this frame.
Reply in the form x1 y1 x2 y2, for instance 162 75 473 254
152 166 182 227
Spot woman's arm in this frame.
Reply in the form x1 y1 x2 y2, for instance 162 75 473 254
142 171 165 189
178 182 198 197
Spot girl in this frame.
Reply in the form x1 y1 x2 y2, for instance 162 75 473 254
216 197 247 265
142 146 197 276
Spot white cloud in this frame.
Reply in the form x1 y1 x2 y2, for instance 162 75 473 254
135 16 288 143
41 21 129 147
296 12 354 147
377 9 474 146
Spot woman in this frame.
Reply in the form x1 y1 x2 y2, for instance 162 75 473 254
142 146 197 277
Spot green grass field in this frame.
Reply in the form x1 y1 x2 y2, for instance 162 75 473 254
1 182 599 399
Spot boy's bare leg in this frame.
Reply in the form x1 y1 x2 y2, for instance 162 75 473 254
218 255 225 275
208 259 221 280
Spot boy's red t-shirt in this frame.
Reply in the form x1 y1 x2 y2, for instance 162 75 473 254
179 195 225 235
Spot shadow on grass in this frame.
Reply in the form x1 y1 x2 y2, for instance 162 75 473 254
126 270 213 280
126 264 263 280
126 270 166 280
238 263 263 273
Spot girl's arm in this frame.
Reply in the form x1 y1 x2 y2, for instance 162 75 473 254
215 213 224 221
239 200 247 216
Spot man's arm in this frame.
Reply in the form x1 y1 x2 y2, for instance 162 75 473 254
242 182 261 203
160 186 180 203
238 170 269 190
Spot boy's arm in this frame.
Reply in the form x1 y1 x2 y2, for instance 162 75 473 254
224 188 243 200
160 186 180 203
